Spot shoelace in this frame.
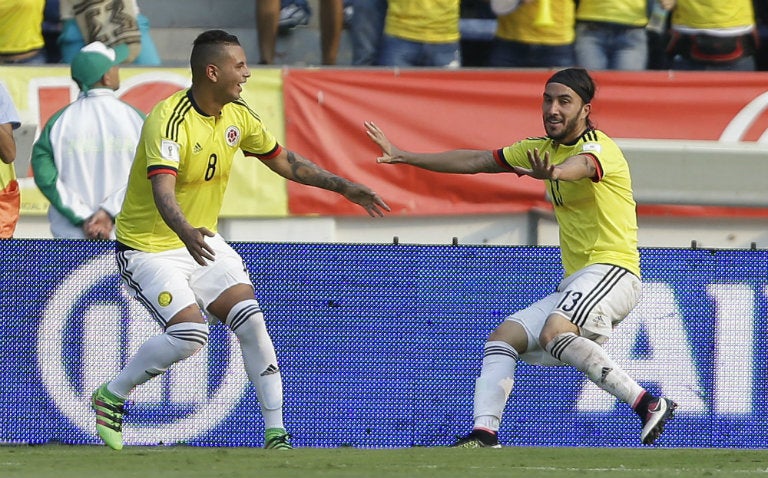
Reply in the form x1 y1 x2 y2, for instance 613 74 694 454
266 433 292 448
94 399 125 431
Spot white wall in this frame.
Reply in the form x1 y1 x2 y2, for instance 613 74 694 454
17 211 768 249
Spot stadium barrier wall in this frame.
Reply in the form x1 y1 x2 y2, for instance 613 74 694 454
5 66 768 248
2 239 766 448
4 66 768 222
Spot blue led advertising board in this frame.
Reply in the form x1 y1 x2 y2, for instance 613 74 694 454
1 240 766 448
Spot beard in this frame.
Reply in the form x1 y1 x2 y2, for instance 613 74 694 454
544 114 583 143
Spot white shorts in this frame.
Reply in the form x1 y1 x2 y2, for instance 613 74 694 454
507 263 641 366
116 234 254 326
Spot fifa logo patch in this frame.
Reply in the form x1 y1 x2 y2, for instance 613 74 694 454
160 139 180 163
225 126 240 147
582 142 601 153
158 291 173 307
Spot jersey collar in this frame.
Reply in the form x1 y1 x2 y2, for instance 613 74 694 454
186 89 219 117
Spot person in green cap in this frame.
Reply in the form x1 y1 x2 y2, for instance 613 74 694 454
31 41 145 239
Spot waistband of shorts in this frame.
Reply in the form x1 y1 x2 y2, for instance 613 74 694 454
596 262 640 279
115 241 136 252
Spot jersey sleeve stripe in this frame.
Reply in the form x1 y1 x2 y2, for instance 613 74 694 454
244 143 282 160
493 148 515 171
147 165 177 178
583 152 603 182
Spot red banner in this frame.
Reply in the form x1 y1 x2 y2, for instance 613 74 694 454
283 69 768 218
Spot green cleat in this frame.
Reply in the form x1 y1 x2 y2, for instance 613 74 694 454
264 428 292 449
91 383 125 450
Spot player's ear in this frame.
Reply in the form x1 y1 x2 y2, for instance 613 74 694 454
101 67 119 89
206 64 218 82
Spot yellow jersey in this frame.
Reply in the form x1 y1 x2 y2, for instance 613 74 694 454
575 0 647 28
116 89 280 252
0 0 45 55
495 129 640 277
672 0 755 30
384 0 460 43
496 0 575 45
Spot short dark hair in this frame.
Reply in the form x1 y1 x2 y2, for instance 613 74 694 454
190 29 241 77
546 68 596 104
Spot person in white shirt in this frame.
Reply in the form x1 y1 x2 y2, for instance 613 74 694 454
32 41 145 239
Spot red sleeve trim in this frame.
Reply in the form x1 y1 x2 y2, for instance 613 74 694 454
493 148 515 171
244 143 282 160
584 153 602 182
147 165 178 178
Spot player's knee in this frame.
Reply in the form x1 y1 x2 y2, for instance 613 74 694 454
539 329 557 350
539 324 561 349
166 322 209 358
541 330 577 357
539 315 578 349
226 299 266 336
489 320 528 354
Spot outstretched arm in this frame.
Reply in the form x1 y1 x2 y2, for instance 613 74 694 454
365 121 507 174
260 148 390 217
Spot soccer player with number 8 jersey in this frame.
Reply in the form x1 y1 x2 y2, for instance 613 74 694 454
91 29 389 451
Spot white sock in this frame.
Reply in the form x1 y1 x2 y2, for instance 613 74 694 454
110 322 209 398
227 300 284 430
546 332 643 405
472 341 518 431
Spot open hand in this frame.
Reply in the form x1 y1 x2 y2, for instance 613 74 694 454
178 226 216 265
344 182 391 217
365 121 404 164
513 148 558 180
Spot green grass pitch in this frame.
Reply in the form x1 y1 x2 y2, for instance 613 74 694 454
2 445 767 478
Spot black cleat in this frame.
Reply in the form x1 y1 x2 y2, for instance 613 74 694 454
450 429 501 448
640 397 677 445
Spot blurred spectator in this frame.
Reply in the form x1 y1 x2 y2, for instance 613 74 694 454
0 0 47 64
488 0 576 68
459 0 496 67
667 0 758 71
43 0 63 63
256 0 280 64
378 0 461 67
0 83 21 239
646 0 674 70
348 0 387 65
279 0 353 32
258 0 346 65
279 0 311 32
574 0 649 70
31 42 145 239
58 0 161 65
754 0 768 70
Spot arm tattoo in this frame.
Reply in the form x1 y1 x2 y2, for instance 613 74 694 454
286 150 352 193
155 190 189 233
